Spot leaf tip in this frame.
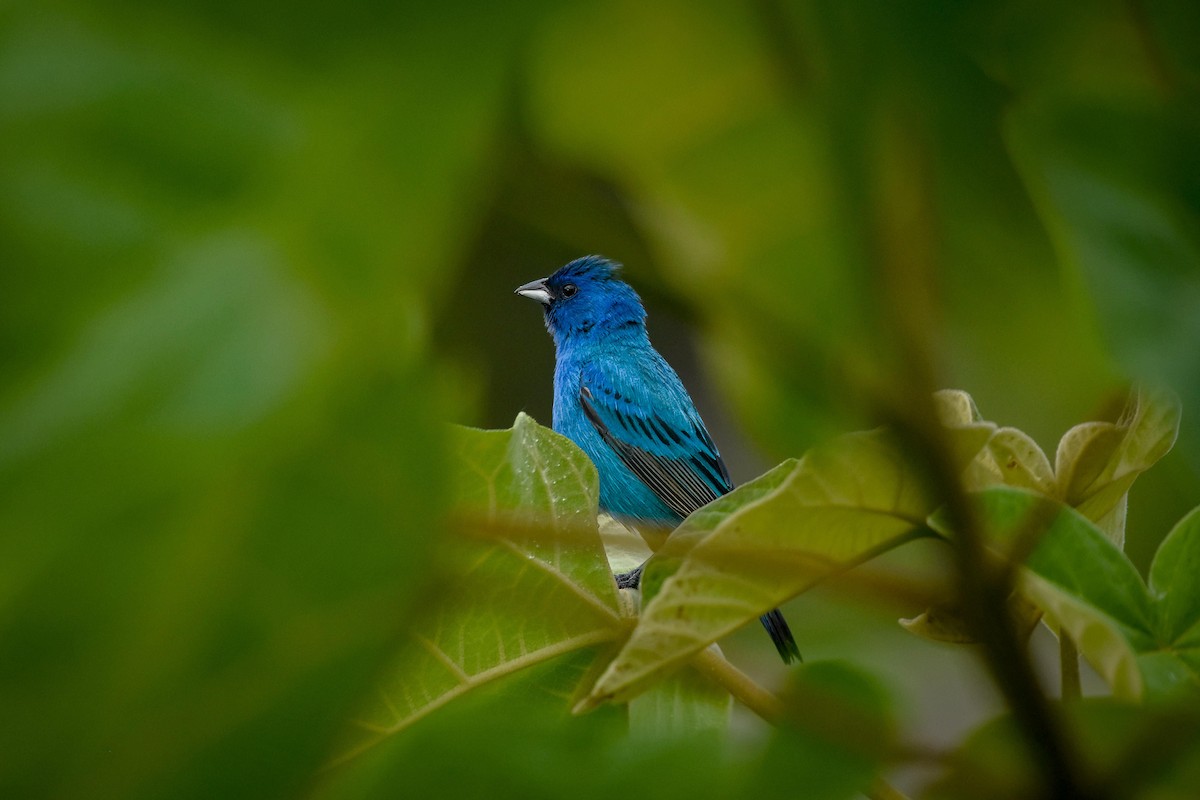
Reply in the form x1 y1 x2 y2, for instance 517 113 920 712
512 410 539 429
933 389 983 425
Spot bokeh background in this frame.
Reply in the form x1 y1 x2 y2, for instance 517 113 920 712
1 0 1197 798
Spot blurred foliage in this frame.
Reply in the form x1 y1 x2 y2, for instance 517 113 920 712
926 699 1200 800
2 0 1199 798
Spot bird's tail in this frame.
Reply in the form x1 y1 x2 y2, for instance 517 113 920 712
759 609 802 664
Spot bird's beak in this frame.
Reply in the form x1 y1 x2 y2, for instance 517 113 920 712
514 277 551 306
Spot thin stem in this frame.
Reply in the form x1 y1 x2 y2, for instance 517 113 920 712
691 646 785 724
1060 633 1082 701
690 647 912 800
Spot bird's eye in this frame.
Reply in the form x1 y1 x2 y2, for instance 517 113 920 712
561 283 578 298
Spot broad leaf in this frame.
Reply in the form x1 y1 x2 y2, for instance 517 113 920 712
332 414 626 764
962 489 1200 700
585 414 994 706
747 661 896 800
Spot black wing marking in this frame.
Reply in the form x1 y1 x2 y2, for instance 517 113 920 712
579 386 729 519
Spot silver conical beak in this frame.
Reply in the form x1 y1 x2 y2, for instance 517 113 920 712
514 278 551 305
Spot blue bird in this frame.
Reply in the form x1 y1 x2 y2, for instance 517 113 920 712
516 255 800 664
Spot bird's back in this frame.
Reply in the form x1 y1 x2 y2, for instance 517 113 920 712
553 338 729 525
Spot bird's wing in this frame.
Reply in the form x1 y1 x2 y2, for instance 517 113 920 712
578 363 732 519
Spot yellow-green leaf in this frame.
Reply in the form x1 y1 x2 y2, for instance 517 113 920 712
900 593 1042 645
936 391 1054 494
1054 387 1181 547
586 415 993 706
628 647 732 740
334 414 625 763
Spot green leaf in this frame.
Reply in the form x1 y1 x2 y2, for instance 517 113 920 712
965 489 1200 700
1006 96 1200 404
0 342 444 800
0 3 568 797
1054 386 1181 547
1020 573 1146 701
927 700 1200 800
905 394 1054 646
332 414 626 764
952 488 1147 698
586 414 993 706
898 605 978 644
747 661 895 800
628 652 732 741
1148 507 1200 671
945 388 1179 549
312 649 632 800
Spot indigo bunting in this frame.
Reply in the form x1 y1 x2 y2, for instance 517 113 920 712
516 255 800 664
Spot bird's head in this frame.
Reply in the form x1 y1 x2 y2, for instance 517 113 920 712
515 256 646 345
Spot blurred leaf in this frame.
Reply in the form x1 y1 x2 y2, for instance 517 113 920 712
1007 97 1200 408
898 604 978 644
331 414 626 765
747 661 895 800
0 341 443 800
927 699 1200 800
312 649 632 800
0 235 328 464
0 2 557 797
628 654 731 741
314 648 761 800
528 0 860 456
900 593 1042 645
585 411 994 706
